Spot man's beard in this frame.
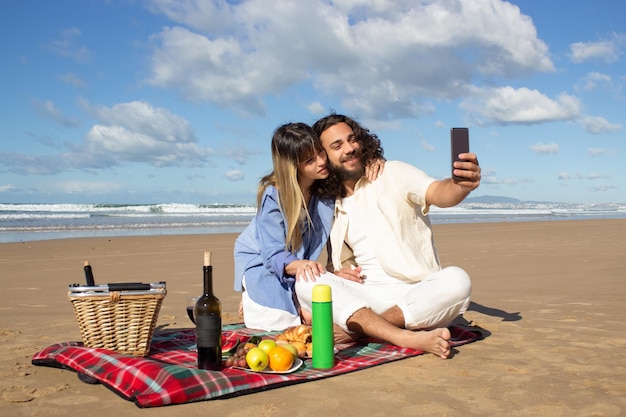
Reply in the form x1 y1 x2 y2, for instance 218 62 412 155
330 153 365 182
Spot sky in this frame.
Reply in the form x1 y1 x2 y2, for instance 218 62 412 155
1 0 625 205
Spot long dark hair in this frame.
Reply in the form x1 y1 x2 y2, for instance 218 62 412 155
312 114 384 198
258 122 323 252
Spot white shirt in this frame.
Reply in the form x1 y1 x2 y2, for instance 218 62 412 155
341 194 388 284
329 161 441 282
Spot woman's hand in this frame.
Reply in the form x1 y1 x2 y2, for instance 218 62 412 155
364 158 385 182
289 260 325 282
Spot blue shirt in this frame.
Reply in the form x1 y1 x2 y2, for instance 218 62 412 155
234 185 334 315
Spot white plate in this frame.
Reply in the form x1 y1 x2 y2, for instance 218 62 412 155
234 358 303 374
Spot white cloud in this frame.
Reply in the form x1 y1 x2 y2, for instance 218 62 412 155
1 100 216 175
587 148 616 157
461 86 580 125
577 71 612 92
222 145 262 165
81 124 209 168
58 72 86 88
0 152 65 175
558 172 582 180
581 116 622 134
587 172 612 180
589 184 617 192
33 99 81 128
224 170 245 181
530 142 559 155
463 167 534 187
421 140 435 152
83 100 197 144
76 100 212 168
0 185 16 193
56 180 124 195
558 172 612 181
45 28 91 62
570 39 620 63
145 0 554 119
308 101 326 115
146 0 237 34
71 100 213 168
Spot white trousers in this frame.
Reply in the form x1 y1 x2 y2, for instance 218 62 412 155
295 266 471 332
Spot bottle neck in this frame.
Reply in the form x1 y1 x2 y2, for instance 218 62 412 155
203 265 214 296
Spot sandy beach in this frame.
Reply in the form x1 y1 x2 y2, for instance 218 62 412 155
1 219 625 416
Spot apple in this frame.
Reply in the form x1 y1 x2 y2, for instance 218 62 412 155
291 341 307 357
245 347 269 371
282 343 298 359
257 339 277 354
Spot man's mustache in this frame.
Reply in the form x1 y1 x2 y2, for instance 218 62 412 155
340 150 359 163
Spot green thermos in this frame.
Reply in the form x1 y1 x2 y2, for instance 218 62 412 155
312 284 334 369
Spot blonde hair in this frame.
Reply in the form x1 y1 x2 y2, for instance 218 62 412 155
257 123 320 252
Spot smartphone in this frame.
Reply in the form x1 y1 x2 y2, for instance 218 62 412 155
451 127 470 181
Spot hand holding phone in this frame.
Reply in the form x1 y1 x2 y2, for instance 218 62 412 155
450 127 470 181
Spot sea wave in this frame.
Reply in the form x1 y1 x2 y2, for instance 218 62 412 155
0 203 257 218
1 201 625 243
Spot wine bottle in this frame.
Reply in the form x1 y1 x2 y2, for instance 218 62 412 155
195 251 222 370
83 261 96 286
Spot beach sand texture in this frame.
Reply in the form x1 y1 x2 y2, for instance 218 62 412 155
1 219 625 416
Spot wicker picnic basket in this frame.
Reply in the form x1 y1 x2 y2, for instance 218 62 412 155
68 282 167 356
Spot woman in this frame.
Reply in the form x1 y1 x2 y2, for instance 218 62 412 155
233 122 334 330
233 122 381 331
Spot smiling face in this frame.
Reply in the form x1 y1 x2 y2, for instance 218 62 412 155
319 122 365 182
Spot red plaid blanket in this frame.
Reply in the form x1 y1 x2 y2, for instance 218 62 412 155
32 324 481 408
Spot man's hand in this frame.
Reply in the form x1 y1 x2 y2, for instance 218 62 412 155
452 152 481 191
427 152 481 208
334 264 365 283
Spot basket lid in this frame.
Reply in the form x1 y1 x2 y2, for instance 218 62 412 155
68 281 166 296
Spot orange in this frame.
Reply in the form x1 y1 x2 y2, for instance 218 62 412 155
268 345 294 371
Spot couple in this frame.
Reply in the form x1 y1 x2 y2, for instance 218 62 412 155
234 114 481 359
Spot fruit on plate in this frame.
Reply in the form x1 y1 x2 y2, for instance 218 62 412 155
243 342 257 350
223 340 255 368
291 341 307 357
282 343 298 359
221 337 240 355
246 347 269 371
268 345 294 371
257 339 277 354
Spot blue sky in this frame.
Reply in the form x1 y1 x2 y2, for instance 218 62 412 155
1 0 624 205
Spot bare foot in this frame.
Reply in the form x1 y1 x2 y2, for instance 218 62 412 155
400 327 452 359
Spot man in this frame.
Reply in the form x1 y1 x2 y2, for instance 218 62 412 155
296 114 481 359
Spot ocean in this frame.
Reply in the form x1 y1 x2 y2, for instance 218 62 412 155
1 201 625 243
